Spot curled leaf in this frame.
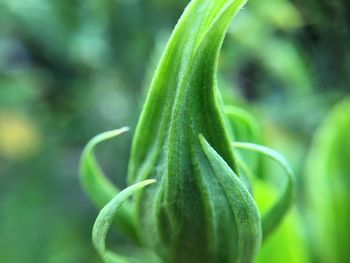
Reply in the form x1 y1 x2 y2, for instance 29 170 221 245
92 179 157 263
232 142 295 240
80 128 129 206
224 106 260 142
200 135 262 263
80 127 138 242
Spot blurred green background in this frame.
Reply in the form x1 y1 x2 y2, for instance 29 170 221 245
0 0 349 262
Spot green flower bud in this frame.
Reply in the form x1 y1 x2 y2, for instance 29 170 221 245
80 1 295 262
127 0 261 262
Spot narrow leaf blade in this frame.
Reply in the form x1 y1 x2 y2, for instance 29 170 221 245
200 135 262 263
79 127 139 242
92 179 156 263
80 128 129 206
233 142 295 240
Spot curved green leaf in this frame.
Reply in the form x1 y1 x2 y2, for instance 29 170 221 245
79 128 138 242
80 128 128 206
92 179 157 263
232 142 295 240
200 135 262 263
224 106 260 142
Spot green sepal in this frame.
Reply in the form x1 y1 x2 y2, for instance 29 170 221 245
232 142 295 240
92 179 159 263
79 128 138 242
199 135 262 263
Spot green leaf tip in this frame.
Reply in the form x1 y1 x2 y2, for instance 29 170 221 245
80 127 130 208
233 142 295 240
80 127 141 242
199 135 262 263
92 179 156 263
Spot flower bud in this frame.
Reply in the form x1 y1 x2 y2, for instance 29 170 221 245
127 0 262 262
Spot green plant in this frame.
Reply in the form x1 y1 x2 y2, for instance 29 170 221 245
80 0 295 262
305 98 350 263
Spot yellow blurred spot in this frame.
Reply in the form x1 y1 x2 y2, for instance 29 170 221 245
0 111 40 160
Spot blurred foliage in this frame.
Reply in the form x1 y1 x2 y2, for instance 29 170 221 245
0 0 349 262
305 99 350 263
